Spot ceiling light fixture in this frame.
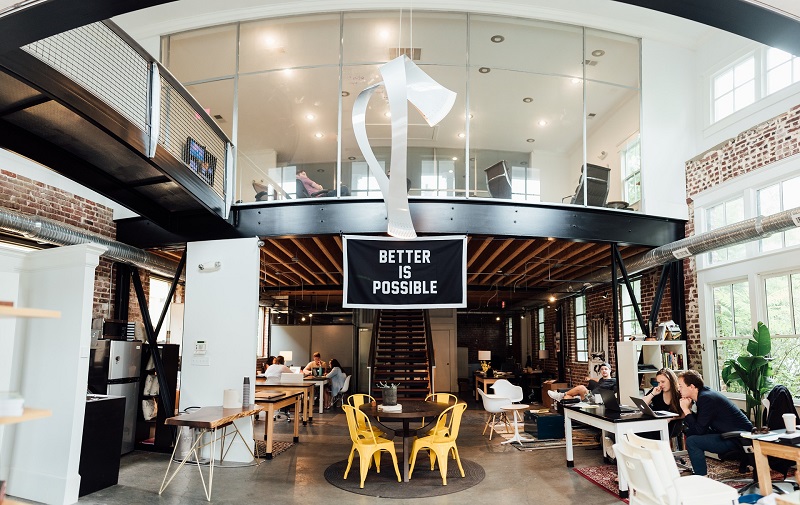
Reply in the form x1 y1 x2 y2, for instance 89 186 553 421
570 77 582 84
305 113 316 120
522 97 533 103
548 295 556 302
537 120 549 127
457 132 466 138
384 111 391 118
348 156 356 161
591 49 606 57
451 157 458 161
526 138 535 143
490 35 505 43
478 67 491 74
314 132 324 138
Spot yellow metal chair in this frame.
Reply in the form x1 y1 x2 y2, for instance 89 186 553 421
346 394 384 437
342 405 401 488
408 402 467 485
421 393 459 433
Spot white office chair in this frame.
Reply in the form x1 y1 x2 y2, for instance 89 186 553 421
331 374 351 409
477 389 511 440
490 379 523 403
619 434 738 505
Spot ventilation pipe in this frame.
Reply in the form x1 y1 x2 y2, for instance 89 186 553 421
0 207 182 279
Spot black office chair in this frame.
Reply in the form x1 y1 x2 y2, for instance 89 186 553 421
567 163 610 207
484 160 512 199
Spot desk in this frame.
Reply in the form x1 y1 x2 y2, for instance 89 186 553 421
751 437 800 496
563 404 675 498
255 380 315 424
474 373 515 401
304 377 329 414
160 405 263 501
360 400 447 482
254 391 303 459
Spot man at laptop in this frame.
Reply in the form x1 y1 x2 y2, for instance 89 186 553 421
678 370 752 476
303 352 327 376
548 362 616 402
264 355 293 384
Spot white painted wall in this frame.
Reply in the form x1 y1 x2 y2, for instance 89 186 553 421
7 244 106 505
180 237 260 462
0 248 25 481
269 325 354 369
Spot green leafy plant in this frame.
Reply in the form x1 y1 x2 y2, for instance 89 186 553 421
721 321 773 428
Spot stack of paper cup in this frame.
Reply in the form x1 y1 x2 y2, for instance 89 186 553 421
223 389 240 408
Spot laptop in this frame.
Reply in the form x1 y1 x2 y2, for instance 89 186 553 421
629 396 677 418
280 372 304 385
290 366 302 374
597 388 637 412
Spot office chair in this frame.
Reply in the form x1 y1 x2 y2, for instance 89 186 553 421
484 160 512 199
331 375 351 409
567 163 610 207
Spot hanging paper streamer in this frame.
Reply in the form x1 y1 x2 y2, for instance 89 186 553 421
352 55 456 239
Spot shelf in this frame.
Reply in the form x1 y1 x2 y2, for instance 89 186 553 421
5 498 29 505
0 408 51 425
0 306 60 319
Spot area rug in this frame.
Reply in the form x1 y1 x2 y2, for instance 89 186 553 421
574 458 787 503
324 458 485 498
254 440 294 459
493 422 600 451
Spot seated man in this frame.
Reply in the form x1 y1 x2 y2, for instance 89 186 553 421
264 355 292 384
678 369 752 476
303 352 327 376
296 170 350 198
547 362 616 402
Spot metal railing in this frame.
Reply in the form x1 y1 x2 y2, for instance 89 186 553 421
21 20 233 215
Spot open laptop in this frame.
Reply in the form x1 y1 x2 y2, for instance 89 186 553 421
597 388 637 412
280 372 304 385
629 396 677 418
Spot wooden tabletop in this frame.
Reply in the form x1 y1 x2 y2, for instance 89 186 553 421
165 405 263 429
360 400 447 420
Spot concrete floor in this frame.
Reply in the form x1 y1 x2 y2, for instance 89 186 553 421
73 399 623 505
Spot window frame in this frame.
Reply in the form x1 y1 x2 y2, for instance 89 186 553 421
538 307 545 351
620 133 641 205
575 295 588 362
620 278 642 338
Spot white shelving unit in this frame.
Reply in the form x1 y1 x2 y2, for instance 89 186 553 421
616 340 687 404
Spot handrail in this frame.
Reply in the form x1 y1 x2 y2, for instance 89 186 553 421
367 309 379 395
423 309 435 394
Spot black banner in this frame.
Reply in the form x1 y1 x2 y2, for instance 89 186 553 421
343 235 467 308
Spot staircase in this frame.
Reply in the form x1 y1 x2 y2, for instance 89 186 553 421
370 309 433 400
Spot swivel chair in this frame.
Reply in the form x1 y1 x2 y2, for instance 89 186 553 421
567 163 610 207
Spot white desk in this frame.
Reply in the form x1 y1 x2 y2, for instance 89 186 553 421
303 377 329 413
563 403 676 498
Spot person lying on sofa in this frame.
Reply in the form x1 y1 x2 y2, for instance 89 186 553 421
547 362 616 402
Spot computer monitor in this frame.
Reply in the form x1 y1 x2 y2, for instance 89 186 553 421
484 160 511 199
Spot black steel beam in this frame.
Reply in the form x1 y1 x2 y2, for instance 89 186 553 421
610 244 620 345
649 263 671 332
670 260 687 338
0 0 177 54
612 245 648 337
611 0 800 57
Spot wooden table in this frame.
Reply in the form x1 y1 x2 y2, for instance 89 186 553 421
474 372 515 401
160 405 263 501
303 376 329 413
751 437 800 496
254 391 303 459
255 379 315 424
360 400 448 482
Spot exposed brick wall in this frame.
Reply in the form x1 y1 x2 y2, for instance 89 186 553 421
457 313 507 365
683 103 800 373
0 169 141 321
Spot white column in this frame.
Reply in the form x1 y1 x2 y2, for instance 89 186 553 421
8 243 106 505
181 237 260 462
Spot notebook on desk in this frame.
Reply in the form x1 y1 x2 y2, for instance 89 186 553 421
255 391 286 400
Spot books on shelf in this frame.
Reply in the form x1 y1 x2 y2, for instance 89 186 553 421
662 351 684 370
0 392 24 417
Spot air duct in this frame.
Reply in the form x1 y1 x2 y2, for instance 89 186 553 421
0 207 182 279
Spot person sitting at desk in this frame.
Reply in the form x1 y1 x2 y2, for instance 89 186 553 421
548 362 616 402
303 352 327 376
264 355 292 384
639 368 684 441
678 369 752 476
323 358 346 409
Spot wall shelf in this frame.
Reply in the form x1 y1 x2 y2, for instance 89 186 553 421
0 408 51 426
0 306 60 319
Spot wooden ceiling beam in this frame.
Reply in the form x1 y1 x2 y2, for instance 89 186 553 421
289 237 339 284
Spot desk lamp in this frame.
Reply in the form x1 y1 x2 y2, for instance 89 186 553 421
279 350 293 366
478 350 491 373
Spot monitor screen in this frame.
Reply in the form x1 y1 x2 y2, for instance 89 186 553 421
183 137 217 187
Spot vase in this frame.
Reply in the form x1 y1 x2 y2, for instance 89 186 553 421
383 387 398 406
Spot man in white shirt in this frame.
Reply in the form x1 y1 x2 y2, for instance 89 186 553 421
264 355 292 384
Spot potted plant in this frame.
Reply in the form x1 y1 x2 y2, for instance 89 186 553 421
721 322 774 428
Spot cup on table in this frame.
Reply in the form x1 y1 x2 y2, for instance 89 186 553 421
783 413 797 433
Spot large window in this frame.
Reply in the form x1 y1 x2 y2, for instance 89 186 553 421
713 56 755 122
147 277 173 343
706 197 746 264
758 175 800 252
620 134 641 205
575 295 588 362
538 307 545 351
620 279 642 337
766 47 800 95
764 272 800 336
711 281 751 392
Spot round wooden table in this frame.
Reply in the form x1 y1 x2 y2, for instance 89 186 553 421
359 400 448 482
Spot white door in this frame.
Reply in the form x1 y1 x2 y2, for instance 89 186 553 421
432 329 452 393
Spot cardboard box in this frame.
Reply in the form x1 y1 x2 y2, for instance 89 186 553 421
542 380 568 408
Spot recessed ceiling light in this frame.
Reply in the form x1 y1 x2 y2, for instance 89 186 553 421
478 67 491 74
379 29 390 40
316 169 324 173
348 156 356 161
341 91 350 97
520 161 528 166
588 112 597 118
526 138 535 143
451 157 458 161
314 132 324 138
449 169 454 173
522 97 533 103
537 120 549 127
570 78 582 84
591 49 606 57
548 295 556 302
305 113 316 120
490 35 505 43
457 132 466 138
384 111 391 118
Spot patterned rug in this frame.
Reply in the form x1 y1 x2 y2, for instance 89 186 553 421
493 422 600 451
574 458 787 503
254 441 294 459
